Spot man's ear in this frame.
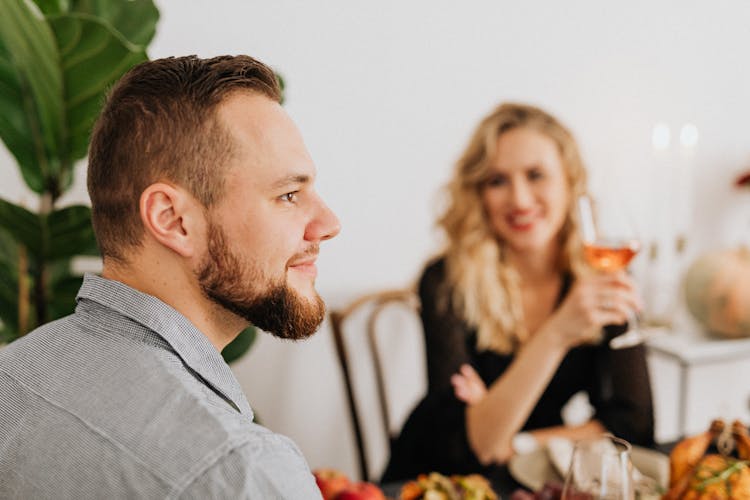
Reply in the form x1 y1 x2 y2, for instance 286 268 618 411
139 182 204 258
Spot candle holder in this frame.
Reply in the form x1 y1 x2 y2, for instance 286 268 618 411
641 234 689 329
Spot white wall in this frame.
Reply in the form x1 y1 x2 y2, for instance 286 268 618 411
2 0 750 479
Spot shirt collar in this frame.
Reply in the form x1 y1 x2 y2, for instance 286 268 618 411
76 273 253 418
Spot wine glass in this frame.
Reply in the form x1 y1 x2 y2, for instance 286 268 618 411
561 434 635 500
576 194 643 350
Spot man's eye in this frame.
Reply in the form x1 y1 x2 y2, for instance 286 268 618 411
280 192 298 203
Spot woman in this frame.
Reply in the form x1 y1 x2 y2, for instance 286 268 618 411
383 103 653 480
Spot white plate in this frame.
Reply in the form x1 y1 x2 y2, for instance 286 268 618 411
508 445 669 492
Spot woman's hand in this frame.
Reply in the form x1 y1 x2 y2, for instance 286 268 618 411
451 363 487 405
543 271 642 349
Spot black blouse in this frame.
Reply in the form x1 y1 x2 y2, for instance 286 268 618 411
382 258 654 481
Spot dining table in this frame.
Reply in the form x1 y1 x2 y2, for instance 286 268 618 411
378 441 677 499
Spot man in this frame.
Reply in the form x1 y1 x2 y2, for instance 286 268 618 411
0 55 340 498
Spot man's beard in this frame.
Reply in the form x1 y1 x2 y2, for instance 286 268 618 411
196 220 325 341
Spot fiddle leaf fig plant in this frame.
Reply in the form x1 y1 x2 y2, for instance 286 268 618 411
0 0 157 342
0 0 258 363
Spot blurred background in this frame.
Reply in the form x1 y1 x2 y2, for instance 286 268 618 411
2 0 749 480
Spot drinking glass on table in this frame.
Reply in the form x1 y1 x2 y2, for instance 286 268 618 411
561 434 635 500
576 194 643 349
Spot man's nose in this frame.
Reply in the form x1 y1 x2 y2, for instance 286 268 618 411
306 195 341 242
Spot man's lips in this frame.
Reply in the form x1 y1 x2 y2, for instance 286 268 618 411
288 257 318 276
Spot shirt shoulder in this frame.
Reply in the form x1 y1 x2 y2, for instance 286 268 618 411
177 427 321 499
0 314 264 496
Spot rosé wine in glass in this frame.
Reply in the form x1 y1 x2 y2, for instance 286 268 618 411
577 196 644 350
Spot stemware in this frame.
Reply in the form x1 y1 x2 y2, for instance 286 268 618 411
577 194 643 349
561 434 634 500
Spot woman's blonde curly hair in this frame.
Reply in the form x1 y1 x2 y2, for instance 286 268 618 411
438 102 589 354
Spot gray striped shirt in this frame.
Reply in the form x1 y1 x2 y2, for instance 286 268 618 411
0 274 321 499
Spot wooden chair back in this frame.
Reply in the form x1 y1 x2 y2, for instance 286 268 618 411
330 289 426 481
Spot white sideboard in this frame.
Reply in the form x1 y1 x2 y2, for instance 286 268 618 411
645 313 750 443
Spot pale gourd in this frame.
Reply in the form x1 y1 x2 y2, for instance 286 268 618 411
684 247 750 339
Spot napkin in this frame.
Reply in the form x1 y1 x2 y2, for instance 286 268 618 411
546 437 575 479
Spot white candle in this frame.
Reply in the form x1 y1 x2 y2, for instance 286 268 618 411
677 123 698 245
651 122 673 250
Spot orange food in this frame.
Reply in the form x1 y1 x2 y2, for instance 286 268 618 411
399 472 497 500
664 420 750 499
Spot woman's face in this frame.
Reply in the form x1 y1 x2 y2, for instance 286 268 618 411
480 127 571 254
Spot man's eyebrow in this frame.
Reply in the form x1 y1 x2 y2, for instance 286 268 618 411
271 174 311 190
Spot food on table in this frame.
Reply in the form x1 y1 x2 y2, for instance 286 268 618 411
399 472 498 500
337 481 387 500
314 468 351 500
313 468 386 500
664 419 750 499
509 481 565 499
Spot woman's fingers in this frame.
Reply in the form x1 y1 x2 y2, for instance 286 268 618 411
554 274 641 344
451 374 472 403
594 272 643 310
544 273 644 348
584 274 642 316
460 363 483 383
451 364 487 405
596 289 640 317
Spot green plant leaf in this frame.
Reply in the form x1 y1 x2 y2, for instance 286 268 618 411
221 326 257 364
45 204 97 259
0 325 13 344
0 0 159 344
0 198 42 254
0 2 152 197
0 46 45 192
48 13 148 183
0 203 95 332
31 0 66 15
0 222 19 267
0 225 20 338
276 72 285 105
68 0 159 47
47 270 82 320
0 262 19 336
0 0 64 194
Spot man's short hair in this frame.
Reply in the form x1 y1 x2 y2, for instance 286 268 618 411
88 55 282 262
